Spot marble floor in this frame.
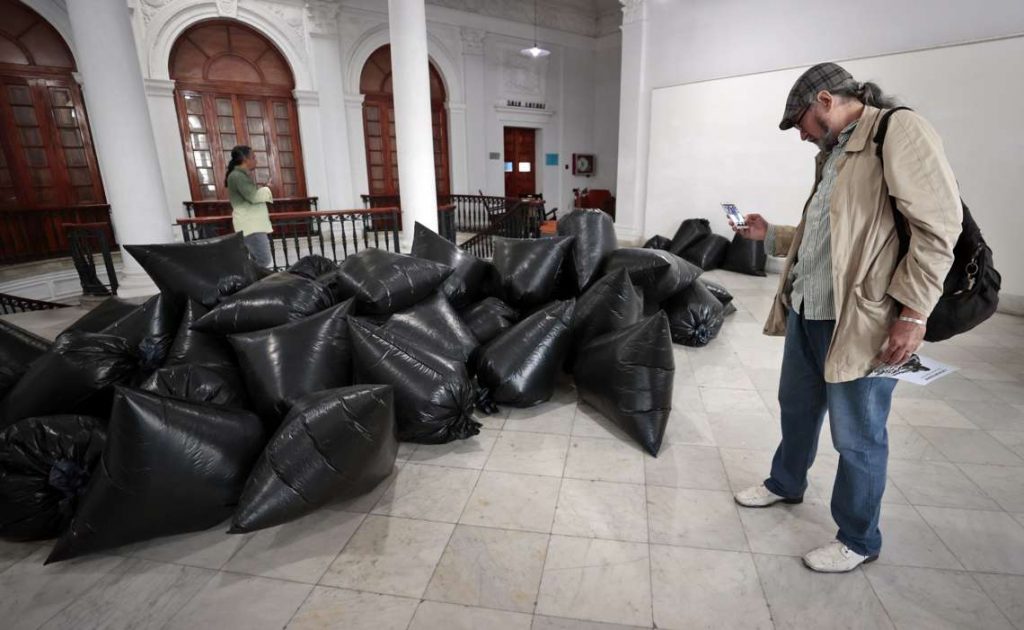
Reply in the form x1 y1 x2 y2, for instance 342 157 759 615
3 269 1024 629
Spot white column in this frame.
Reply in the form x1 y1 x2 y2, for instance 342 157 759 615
447 102 469 194
66 0 174 285
307 2 353 209
387 0 438 239
144 79 192 229
343 94 369 208
461 27 487 194
293 90 330 207
614 0 648 244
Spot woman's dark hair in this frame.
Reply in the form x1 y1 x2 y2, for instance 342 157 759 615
225 145 253 186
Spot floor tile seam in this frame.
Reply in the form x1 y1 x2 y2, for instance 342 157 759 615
24 554 136 630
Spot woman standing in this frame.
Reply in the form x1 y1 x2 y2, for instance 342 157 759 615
225 145 274 267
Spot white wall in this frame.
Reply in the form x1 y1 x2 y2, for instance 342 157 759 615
591 32 621 192
645 36 1024 304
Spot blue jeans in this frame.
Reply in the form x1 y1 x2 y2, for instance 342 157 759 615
243 232 273 268
763 308 897 556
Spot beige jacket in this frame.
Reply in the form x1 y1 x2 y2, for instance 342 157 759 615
764 106 962 383
227 167 274 235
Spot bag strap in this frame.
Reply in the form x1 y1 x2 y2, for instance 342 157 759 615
873 107 914 259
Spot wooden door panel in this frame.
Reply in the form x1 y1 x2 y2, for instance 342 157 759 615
504 126 535 198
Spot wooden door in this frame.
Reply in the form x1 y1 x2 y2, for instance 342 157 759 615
503 127 536 198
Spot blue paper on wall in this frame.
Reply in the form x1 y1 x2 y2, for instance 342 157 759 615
545 153 559 166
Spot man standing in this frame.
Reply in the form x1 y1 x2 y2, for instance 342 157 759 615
732 63 962 572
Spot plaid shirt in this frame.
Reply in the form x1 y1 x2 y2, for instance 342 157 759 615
767 120 858 320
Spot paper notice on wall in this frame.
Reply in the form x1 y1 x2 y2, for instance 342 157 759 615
867 354 957 385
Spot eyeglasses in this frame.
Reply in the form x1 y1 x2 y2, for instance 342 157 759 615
793 104 814 132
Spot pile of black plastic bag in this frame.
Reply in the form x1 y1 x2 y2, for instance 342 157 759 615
0 209 743 562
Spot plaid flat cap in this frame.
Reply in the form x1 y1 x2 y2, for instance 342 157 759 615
779 62 858 130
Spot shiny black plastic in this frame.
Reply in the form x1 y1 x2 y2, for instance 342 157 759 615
701 279 734 307
643 235 672 251
572 268 643 348
46 387 265 562
100 293 182 370
458 297 519 344
1 332 138 429
669 218 712 256
380 293 478 363
557 209 616 291
722 233 767 277
318 248 453 315
664 280 725 347
165 300 236 368
492 236 575 308
287 255 338 280
140 364 248 409
350 318 480 444
61 298 139 335
231 385 398 532
475 299 575 407
230 300 356 422
683 234 731 270
602 248 702 307
192 272 334 334
574 313 675 456
411 222 492 309
124 233 261 307
0 320 50 397
0 415 105 541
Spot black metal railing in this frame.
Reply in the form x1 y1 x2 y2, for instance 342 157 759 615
65 222 119 297
177 208 402 272
362 193 527 233
0 204 114 265
0 292 70 315
183 196 319 219
459 200 548 258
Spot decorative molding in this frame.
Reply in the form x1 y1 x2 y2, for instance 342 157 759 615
494 104 554 118
216 0 238 18
460 27 486 55
71 71 84 86
250 0 305 44
292 89 320 106
620 0 644 26
144 78 177 97
427 0 601 37
343 93 365 107
139 0 175 26
447 102 467 114
306 0 341 35
500 47 548 100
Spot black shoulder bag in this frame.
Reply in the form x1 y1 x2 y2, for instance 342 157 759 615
874 107 1000 342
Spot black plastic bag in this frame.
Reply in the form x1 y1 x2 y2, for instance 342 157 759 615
350 318 479 444
643 235 672 251
0 415 105 541
379 293 478 364
230 300 356 423
492 236 575 308
165 300 236 368
318 248 452 315
61 298 139 335
475 299 575 407
664 280 725 347
0 320 51 398
557 209 617 291
572 268 643 349
1 332 138 429
231 385 398 532
287 255 338 280
669 218 711 256
701 279 734 307
46 387 265 562
574 313 675 456
100 293 182 371
722 233 767 277
192 272 334 335
683 234 731 271
411 222 493 309
140 364 248 409
458 298 519 344
124 233 261 308
602 248 702 308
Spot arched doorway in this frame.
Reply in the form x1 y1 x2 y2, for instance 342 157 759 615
169 19 306 201
0 0 105 209
360 45 450 197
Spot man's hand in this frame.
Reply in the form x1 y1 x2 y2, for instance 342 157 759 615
731 213 768 241
880 308 927 366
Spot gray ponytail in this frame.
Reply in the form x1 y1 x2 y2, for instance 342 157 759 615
827 80 901 109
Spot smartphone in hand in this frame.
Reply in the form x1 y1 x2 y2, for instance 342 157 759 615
721 203 746 228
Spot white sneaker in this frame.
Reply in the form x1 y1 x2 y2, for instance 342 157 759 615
802 540 878 573
733 484 803 508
